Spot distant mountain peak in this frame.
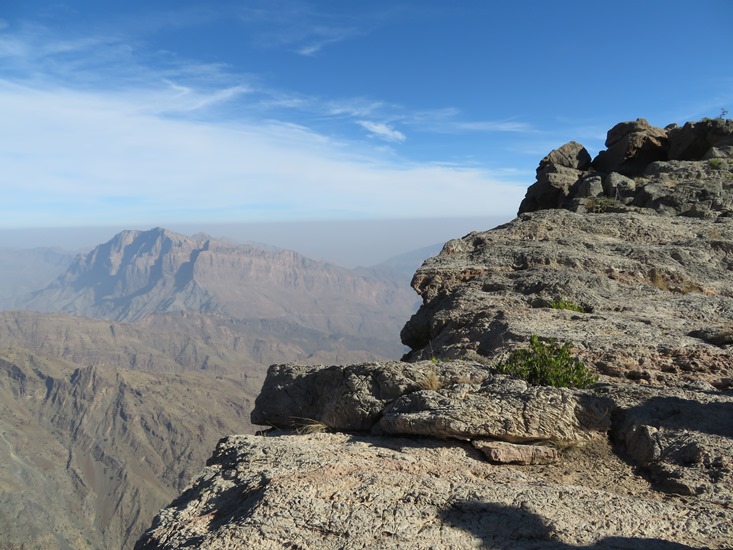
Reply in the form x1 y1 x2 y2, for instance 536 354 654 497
21 228 418 346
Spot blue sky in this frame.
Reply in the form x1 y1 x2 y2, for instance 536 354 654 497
1 0 732 230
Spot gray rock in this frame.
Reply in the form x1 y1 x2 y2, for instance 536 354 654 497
599 383 733 505
378 375 611 444
251 360 493 432
402 209 733 389
518 117 733 219
668 118 733 160
136 433 733 549
576 174 604 198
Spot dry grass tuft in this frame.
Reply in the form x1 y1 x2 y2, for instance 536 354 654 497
293 418 330 435
418 370 444 391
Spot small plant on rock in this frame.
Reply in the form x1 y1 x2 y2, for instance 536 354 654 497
419 370 443 391
549 297 586 313
585 196 618 213
495 335 598 389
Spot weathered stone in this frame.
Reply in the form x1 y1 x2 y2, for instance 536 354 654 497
519 117 733 217
600 383 733 505
136 433 733 549
668 118 733 160
402 209 733 388
538 140 592 172
518 142 592 213
379 375 611 444
251 360 493 431
472 440 559 464
603 172 636 197
576 174 604 198
592 118 668 176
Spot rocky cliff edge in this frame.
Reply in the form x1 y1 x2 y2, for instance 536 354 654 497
137 119 733 549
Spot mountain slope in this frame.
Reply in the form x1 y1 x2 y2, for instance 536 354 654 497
22 228 416 353
0 346 256 549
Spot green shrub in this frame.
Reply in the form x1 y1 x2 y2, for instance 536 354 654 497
584 196 618 213
495 335 598 388
549 298 585 313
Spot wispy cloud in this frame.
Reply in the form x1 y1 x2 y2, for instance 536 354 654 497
0 80 524 226
356 120 406 143
237 0 366 56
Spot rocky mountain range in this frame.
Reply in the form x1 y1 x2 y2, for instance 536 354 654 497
0 229 432 548
137 118 733 549
22 227 417 356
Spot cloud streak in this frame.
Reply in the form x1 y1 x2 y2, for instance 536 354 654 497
356 120 406 143
0 80 525 227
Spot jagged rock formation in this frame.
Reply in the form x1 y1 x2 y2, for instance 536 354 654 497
137 119 733 549
402 118 733 388
519 117 733 217
23 227 417 358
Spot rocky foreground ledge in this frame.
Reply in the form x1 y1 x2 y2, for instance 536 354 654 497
137 119 733 549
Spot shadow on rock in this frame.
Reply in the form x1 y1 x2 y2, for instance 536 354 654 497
439 500 697 549
616 396 733 439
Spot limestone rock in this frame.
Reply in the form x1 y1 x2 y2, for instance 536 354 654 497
136 433 733 549
472 440 559 465
402 209 733 389
601 383 733 505
378 375 611 444
251 360 493 432
518 141 591 213
667 118 733 160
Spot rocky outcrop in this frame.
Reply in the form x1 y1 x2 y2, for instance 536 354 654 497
252 361 611 444
401 210 733 388
137 432 733 549
137 119 733 549
519 117 733 218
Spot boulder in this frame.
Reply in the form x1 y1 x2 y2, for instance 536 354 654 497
668 118 733 160
518 142 592 213
591 118 668 176
251 360 493 431
378 375 611 444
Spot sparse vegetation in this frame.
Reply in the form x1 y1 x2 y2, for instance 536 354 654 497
649 269 703 294
418 370 443 391
708 158 724 169
495 335 598 389
584 196 618 213
549 297 585 313
293 418 329 435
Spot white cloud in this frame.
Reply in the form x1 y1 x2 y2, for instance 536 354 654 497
356 120 406 143
0 81 523 227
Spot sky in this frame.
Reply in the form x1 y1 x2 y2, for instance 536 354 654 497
1 1 732 263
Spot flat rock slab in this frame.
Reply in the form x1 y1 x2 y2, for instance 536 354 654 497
378 375 611 444
136 433 733 549
472 440 559 465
